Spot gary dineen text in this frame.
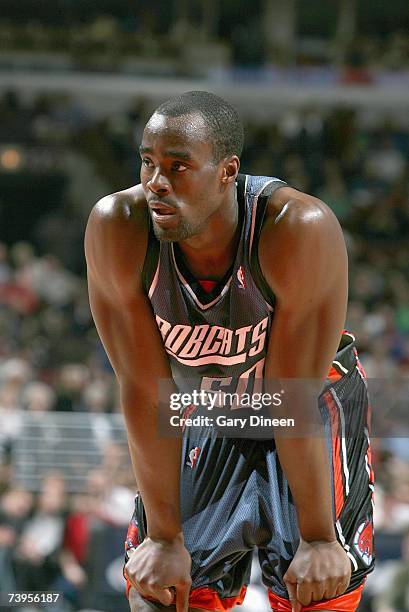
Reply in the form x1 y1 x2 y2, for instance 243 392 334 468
170 415 295 429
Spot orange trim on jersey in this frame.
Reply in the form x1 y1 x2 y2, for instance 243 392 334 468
188 585 247 611
268 583 364 612
325 390 345 520
327 365 343 383
125 579 247 611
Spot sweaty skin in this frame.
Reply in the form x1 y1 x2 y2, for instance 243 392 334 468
85 111 350 612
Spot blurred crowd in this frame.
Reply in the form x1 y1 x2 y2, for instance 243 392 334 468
1 1 409 75
0 87 408 610
0 460 135 611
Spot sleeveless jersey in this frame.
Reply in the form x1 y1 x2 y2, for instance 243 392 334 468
142 174 286 399
126 175 375 604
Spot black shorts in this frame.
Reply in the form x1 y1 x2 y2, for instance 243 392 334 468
125 335 374 611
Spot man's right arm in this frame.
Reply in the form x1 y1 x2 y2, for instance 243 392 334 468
85 191 191 609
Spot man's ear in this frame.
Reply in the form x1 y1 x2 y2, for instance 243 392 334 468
220 156 240 184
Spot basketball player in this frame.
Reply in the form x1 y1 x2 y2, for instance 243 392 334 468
85 92 374 612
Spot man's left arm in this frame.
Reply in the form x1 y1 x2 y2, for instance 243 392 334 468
259 192 351 608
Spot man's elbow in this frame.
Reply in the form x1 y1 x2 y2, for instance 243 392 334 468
118 377 158 412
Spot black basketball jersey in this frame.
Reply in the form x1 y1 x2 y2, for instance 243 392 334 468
142 174 287 397
126 176 375 605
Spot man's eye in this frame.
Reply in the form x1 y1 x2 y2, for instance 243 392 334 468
171 162 187 172
142 158 153 168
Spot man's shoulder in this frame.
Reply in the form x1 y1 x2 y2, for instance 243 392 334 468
242 173 335 241
258 185 347 298
91 183 147 225
264 184 337 233
85 184 149 287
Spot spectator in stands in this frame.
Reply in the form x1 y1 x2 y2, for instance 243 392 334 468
0 379 25 463
378 528 409 609
14 473 67 592
80 466 134 612
0 487 33 592
55 364 89 412
56 492 91 610
23 381 56 413
82 380 114 450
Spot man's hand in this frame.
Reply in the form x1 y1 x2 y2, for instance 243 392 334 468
125 533 192 612
284 539 351 611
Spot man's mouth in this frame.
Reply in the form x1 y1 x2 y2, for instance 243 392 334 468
149 201 176 215
148 201 179 226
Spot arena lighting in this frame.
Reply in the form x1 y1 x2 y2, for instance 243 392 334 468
0 147 23 171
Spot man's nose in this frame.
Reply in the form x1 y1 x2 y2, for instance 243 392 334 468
147 169 170 195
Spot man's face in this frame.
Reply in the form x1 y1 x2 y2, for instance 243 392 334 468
140 112 225 242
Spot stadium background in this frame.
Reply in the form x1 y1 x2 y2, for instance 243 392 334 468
0 1 408 610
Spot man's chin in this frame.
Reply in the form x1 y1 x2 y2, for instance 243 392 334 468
152 223 193 243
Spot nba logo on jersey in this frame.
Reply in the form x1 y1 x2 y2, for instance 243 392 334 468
187 447 201 469
237 266 246 289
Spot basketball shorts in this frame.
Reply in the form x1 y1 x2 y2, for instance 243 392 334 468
124 335 375 611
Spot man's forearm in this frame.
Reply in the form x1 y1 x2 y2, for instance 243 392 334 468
275 435 336 542
121 384 183 541
127 434 183 540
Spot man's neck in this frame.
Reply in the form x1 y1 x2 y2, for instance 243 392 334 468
177 188 240 281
